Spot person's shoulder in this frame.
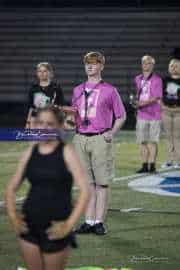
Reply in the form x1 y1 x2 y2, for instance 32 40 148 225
51 80 62 89
29 82 40 92
73 82 84 93
134 74 141 80
152 73 162 80
162 76 171 87
164 76 179 83
102 81 113 88
101 81 118 92
134 74 142 85
19 144 35 164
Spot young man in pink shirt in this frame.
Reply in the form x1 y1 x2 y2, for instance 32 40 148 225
72 52 126 235
134 55 163 173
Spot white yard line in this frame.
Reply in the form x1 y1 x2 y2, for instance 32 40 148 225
0 197 25 208
0 152 22 157
113 167 177 182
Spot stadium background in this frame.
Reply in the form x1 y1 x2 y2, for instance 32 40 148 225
0 0 180 128
0 2 180 269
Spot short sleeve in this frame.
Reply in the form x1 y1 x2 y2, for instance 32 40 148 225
72 88 76 107
134 75 141 96
151 76 163 99
71 85 83 108
134 77 138 91
111 88 126 119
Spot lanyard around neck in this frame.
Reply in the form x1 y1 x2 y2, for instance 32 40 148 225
83 80 103 126
137 73 153 99
83 80 103 94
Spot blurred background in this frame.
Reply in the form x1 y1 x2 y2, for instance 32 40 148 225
0 0 180 128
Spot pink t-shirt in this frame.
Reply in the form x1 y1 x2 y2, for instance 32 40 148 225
72 81 126 133
134 74 162 120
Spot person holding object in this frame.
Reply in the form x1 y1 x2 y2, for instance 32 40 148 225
161 58 180 169
134 55 163 173
5 105 89 270
26 62 65 128
72 51 126 235
58 105 77 130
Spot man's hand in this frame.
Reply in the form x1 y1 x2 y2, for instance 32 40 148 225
103 130 113 143
59 106 77 115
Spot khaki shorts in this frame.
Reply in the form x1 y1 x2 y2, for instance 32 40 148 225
136 119 161 143
73 133 114 185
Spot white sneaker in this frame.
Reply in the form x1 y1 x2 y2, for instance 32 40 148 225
174 163 180 169
161 162 173 169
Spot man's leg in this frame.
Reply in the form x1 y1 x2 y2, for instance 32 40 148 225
147 142 158 172
91 135 114 235
147 142 158 163
136 120 149 173
73 135 95 233
148 120 161 172
85 183 97 224
140 143 149 162
162 109 174 164
95 185 109 222
173 112 180 166
136 143 149 173
91 185 109 235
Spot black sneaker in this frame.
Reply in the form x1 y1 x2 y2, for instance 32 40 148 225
136 163 149 174
149 163 156 173
93 223 107 235
136 167 149 173
75 223 94 234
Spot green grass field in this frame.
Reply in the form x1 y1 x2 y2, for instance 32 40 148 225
0 131 180 270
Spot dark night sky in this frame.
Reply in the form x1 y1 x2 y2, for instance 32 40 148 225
0 0 179 8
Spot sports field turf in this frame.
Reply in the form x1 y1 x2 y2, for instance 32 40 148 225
0 131 180 270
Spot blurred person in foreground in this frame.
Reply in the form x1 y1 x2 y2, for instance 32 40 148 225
5 105 89 270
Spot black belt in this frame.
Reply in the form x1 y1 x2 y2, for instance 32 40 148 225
77 129 110 137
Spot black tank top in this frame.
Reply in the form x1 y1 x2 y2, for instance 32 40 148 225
22 143 73 225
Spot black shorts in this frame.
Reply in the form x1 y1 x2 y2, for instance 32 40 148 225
19 227 77 253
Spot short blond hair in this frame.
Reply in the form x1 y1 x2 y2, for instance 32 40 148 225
83 51 105 65
36 62 54 80
141 55 155 65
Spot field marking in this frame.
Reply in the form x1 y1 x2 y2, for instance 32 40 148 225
129 184 180 188
0 197 25 208
113 167 177 182
109 207 180 215
0 152 22 157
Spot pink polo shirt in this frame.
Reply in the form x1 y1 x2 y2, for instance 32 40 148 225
72 81 126 133
134 73 162 120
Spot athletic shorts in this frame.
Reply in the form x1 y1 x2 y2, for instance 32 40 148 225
136 119 161 143
73 133 114 186
19 225 77 253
